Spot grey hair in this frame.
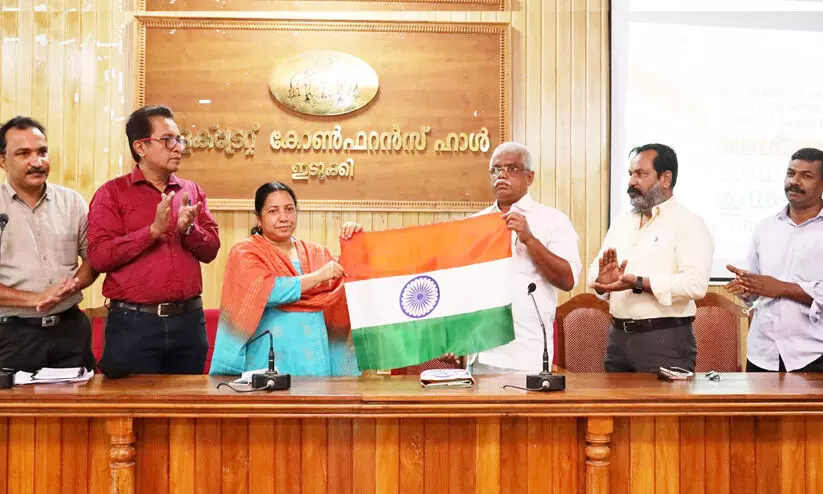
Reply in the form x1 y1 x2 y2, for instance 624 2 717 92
490 141 532 170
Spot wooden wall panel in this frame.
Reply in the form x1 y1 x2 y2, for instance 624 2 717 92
194 418 222 494
729 417 756 494
136 418 170 494
248 419 276 494
0 0 615 311
33 417 61 494
221 419 250 494
806 418 823 494
1 415 823 493
145 0 506 11
60 418 90 494
398 418 425 494
374 419 398 494
169 418 196 494
602 416 823 494
1 1 752 366
704 417 730 494
0 418 6 494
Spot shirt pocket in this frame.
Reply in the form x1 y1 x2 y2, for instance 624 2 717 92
794 237 823 282
51 224 80 267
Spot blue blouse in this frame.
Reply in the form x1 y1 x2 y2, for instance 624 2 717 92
209 260 360 376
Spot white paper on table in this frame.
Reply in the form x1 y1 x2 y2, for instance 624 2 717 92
14 368 94 385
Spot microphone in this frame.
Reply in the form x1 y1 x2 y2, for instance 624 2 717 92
525 283 565 392
247 330 290 391
0 214 8 261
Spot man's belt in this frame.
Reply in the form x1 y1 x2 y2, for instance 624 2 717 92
0 306 76 328
613 316 694 334
110 297 202 318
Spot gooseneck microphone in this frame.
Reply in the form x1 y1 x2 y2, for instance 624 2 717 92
525 283 566 392
247 330 291 391
0 213 8 262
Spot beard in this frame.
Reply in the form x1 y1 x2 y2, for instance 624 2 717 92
629 182 666 214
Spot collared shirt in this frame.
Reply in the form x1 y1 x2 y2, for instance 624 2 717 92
473 193 582 371
0 182 88 317
744 205 823 371
87 166 220 304
586 197 714 320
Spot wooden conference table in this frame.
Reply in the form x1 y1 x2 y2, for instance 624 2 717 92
0 372 822 494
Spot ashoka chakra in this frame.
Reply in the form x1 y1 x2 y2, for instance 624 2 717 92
399 275 440 319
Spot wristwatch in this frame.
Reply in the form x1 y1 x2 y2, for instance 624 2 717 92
632 276 644 294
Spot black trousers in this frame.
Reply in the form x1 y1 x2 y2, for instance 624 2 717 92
99 306 208 375
604 321 697 373
0 306 95 373
746 354 823 373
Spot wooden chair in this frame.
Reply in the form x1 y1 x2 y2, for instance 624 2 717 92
694 292 742 372
555 293 612 373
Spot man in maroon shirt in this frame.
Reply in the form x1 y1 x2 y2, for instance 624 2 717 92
88 105 220 375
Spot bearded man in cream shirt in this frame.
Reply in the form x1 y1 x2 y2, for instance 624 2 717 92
588 143 714 372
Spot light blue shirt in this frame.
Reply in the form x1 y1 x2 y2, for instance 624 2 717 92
744 205 823 371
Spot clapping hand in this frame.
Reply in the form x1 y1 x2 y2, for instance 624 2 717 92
177 191 202 235
726 264 785 299
149 191 174 238
590 248 634 293
35 277 80 313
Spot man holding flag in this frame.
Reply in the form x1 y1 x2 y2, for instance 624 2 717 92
468 141 581 374
340 141 580 373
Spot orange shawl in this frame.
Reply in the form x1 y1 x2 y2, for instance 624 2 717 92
219 234 350 339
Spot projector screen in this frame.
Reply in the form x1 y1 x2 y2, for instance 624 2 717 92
611 0 823 280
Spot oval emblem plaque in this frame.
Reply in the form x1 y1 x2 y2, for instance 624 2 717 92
269 51 379 116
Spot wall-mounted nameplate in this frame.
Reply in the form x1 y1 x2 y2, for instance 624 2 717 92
136 18 509 203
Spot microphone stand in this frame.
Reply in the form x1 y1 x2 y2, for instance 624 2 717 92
247 330 291 391
525 284 565 392
0 213 8 263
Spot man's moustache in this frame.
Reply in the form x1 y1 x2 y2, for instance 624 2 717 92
785 186 804 194
494 179 511 187
27 168 47 174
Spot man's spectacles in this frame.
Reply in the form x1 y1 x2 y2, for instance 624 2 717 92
137 136 186 150
489 165 529 176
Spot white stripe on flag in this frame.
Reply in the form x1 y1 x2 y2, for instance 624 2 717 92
344 258 513 329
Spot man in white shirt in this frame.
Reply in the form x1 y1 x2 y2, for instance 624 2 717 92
726 147 823 372
588 143 714 372
468 141 582 374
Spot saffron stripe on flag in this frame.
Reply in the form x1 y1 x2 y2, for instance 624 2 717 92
352 305 514 371
340 213 510 281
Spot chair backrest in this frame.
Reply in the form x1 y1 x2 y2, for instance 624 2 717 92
84 306 109 362
694 293 742 372
555 293 612 373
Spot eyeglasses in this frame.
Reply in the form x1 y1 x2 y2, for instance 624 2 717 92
137 136 186 150
489 165 529 176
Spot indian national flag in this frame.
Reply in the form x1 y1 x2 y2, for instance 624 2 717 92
340 213 515 370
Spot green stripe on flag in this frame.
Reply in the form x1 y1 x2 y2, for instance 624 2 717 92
351 305 514 371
